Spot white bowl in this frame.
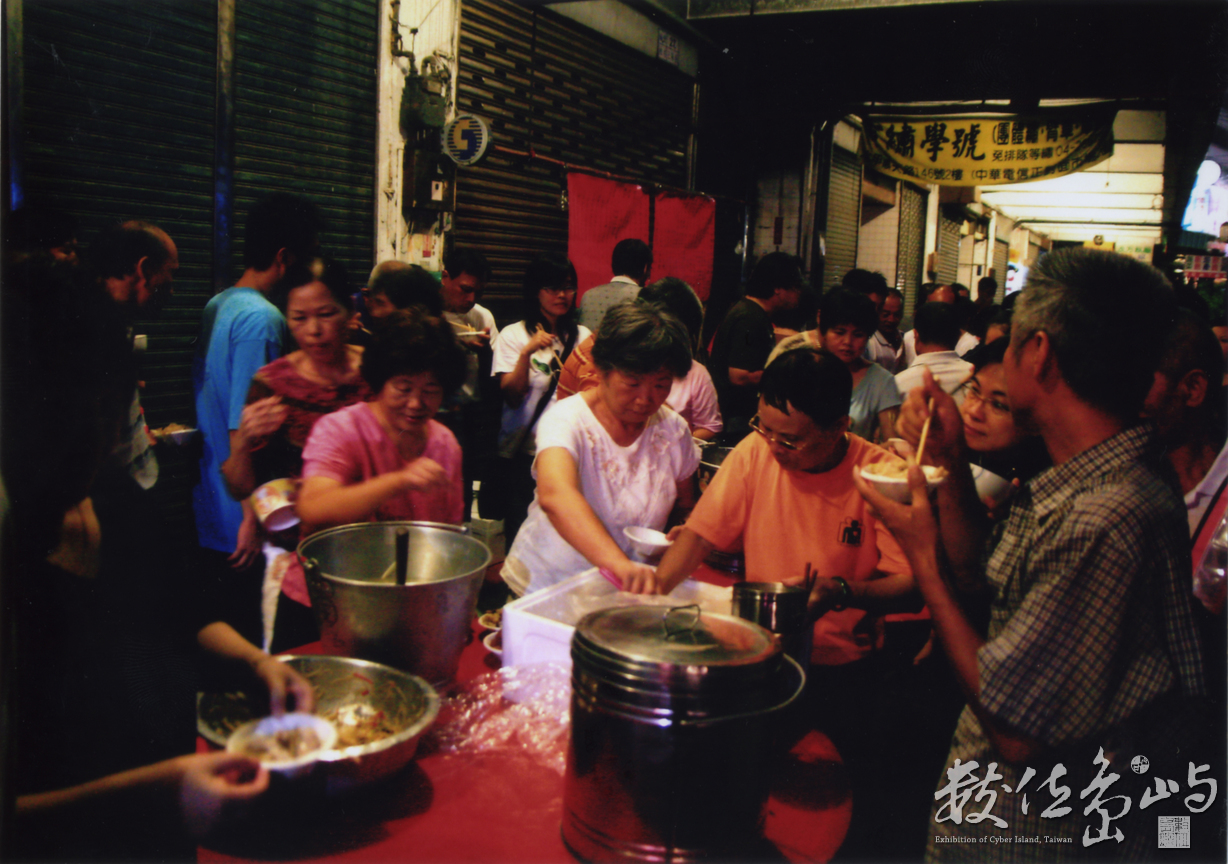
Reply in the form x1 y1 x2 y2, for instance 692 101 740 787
226 712 338 778
483 630 504 656
971 465 1014 507
623 526 672 557
860 463 948 503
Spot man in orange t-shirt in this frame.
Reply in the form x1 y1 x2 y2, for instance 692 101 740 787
629 347 919 860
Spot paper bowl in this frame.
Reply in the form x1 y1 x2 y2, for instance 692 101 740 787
971 465 1014 507
623 526 672 557
227 712 337 778
860 463 948 503
483 630 504 655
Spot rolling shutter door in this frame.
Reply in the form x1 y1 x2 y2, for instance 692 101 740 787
936 213 961 286
455 0 695 321
233 0 377 287
896 184 925 317
21 1 217 540
823 146 860 288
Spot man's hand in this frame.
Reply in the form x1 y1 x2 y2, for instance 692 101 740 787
399 457 448 494
616 560 662 595
807 576 849 620
895 369 965 468
252 655 315 715
853 464 941 576
178 752 268 840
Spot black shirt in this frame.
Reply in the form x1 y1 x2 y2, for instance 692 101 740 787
708 298 774 423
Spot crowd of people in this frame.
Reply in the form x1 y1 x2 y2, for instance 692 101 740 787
4 193 1226 861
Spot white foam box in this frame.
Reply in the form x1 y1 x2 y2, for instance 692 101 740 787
502 567 733 670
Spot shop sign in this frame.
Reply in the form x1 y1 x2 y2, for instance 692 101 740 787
442 114 492 166
862 110 1115 187
1185 255 1226 280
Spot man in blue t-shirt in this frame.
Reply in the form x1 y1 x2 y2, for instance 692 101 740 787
192 194 322 639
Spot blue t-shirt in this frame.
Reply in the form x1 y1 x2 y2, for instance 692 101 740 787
849 362 902 440
191 287 286 552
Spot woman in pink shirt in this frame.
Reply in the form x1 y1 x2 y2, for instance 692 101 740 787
297 310 469 534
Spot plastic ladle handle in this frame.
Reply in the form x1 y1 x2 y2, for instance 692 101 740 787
395 528 409 585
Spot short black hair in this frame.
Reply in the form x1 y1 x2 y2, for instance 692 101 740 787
244 193 324 270
638 277 703 345
611 238 651 279
444 247 492 283
1013 247 1176 419
361 309 467 396
914 302 960 350
746 252 802 300
590 300 691 378
370 262 443 316
90 221 170 281
818 288 878 335
275 256 354 313
760 347 852 427
962 336 1009 372
977 276 998 298
918 282 942 304
841 269 890 299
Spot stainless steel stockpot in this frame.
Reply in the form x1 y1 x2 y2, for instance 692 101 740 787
298 521 491 685
562 605 805 862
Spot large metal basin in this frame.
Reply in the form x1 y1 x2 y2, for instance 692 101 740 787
298 522 491 685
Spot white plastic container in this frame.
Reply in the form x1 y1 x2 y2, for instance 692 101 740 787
502 568 733 670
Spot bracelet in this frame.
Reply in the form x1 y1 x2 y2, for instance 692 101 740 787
831 577 852 611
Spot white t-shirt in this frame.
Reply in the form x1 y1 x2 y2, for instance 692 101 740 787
446 303 498 403
894 351 973 402
504 394 700 594
667 360 723 436
900 327 980 368
491 321 591 457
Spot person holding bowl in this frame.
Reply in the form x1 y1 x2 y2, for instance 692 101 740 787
296 309 468 534
501 301 700 595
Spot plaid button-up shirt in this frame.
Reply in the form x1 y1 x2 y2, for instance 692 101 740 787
928 424 1206 861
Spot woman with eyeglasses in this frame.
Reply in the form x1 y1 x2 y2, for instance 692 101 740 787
957 338 1049 485
501 301 699 595
486 254 592 543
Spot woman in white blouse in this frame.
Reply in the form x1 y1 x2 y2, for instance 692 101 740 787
502 301 699 595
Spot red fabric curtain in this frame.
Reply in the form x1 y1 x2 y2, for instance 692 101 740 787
566 173 650 301
652 192 716 301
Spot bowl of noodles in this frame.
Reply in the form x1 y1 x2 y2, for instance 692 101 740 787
199 655 440 792
860 459 948 503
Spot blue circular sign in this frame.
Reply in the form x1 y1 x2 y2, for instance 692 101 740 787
443 115 491 166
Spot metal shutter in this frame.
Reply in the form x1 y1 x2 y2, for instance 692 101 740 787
233 0 378 287
455 0 695 321
993 239 1009 301
936 213 961 286
823 146 860 288
896 184 925 318
21 0 217 540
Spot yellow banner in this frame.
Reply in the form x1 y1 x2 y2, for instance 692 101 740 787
862 110 1115 187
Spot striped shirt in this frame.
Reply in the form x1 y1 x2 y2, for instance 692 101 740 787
929 423 1205 860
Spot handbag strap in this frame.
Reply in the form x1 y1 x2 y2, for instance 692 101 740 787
509 326 578 454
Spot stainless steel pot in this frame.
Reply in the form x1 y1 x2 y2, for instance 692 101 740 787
298 522 491 685
732 582 813 673
562 605 805 862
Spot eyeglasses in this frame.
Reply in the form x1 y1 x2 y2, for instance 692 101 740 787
749 414 807 451
541 286 576 295
962 382 1011 417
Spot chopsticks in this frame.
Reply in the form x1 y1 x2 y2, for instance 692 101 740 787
535 323 564 368
914 396 935 468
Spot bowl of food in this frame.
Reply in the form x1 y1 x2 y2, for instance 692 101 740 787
860 460 948 503
227 712 337 779
477 608 503 631
624 526 672 558
199 654 440 793
971 465 1014 508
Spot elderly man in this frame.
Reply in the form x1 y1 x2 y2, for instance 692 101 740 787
860 248 1209 859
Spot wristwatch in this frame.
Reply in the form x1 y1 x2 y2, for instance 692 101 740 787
831 577 852 611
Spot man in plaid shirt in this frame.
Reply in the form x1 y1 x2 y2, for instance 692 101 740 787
859 248 1213 860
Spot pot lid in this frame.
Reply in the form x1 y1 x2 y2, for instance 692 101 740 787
575 604 778 669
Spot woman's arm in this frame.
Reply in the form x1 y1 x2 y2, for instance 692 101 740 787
500 328 555 408
874 407 898 443
196 621 314 714
535 447 655 587
221 396 288 499
296 460 447 532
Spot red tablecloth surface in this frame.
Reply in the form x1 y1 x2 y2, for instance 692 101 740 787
199 567 851 863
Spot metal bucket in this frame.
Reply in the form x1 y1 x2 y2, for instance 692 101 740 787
731 582 813 674
298 522 491 685
562 605 805 862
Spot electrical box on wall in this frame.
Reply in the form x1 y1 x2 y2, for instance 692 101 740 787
403 147 456 214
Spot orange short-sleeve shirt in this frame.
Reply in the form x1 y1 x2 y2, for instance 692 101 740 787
686 432 912 665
